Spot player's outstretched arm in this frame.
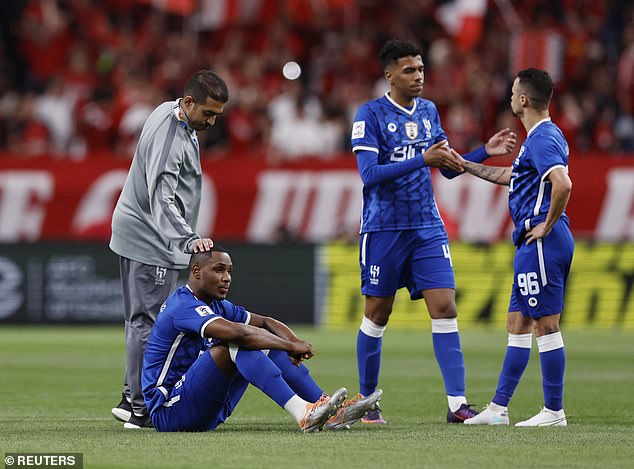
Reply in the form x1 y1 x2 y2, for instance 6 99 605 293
422 140 463 171
441 128 516 179
356 140 461 187
453 149 512 185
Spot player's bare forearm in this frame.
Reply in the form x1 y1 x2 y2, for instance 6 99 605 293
462 160 511 185
525 169 572 244
205 318 309 355
544 169 572 232
260 316 301 342
249 314 300 342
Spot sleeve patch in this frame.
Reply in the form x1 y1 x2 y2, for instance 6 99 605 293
352 121 365 139
195 305 213 317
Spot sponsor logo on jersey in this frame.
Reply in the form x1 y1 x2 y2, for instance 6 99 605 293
405 122 418 139
195 305 213 317
387 122 397 132
352 121 365 139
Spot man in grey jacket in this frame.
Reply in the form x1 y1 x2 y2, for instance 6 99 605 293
109 70 226 428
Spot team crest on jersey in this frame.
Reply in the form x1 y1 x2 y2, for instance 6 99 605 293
195 305 213 317
404 122 418 139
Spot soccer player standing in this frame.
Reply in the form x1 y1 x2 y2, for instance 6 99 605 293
109 71 223 428
351 39 517 423
463 68 573 426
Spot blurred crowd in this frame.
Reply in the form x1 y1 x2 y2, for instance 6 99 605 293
0 0 632 162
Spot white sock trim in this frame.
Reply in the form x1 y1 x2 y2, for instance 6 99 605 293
431 318 458 334
537 332 564 353
284 395 310 423
508 333 532 349
228 345 269 363
360 316 386 338
447 395 466 412
229 344 239 362
489 402 507 412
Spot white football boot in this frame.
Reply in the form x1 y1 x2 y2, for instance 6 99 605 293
464 402 509 425
515 407 567 427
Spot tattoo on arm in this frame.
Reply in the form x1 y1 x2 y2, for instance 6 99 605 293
462 161 511 185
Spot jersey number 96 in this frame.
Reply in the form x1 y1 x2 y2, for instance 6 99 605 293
517 272 540 296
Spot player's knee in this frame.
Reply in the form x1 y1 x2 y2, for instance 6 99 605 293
534 322 561 337
423 289 457 318
429 301 457 319
364 297 393 325
364 310 390 326
506 314 532 334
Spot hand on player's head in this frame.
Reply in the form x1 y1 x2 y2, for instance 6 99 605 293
193 238 214 253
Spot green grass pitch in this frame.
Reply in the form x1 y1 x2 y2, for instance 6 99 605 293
1 326 633 468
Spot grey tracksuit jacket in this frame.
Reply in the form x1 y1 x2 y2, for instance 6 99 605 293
110 100 202 269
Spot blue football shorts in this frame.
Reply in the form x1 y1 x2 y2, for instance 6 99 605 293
151 348 248 432
359 227 455 300
508 220 574 318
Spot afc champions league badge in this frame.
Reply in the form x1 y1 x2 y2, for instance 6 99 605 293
404 121 418 140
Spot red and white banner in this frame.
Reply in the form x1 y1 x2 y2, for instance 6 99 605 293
436 0 488 52
0 153 633 243
510 29 565 83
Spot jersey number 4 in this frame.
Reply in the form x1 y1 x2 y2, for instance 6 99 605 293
442 244 452 267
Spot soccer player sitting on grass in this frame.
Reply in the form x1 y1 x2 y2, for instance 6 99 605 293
140 246 382 432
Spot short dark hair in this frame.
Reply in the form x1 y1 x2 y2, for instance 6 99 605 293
184 70 229 104
378 39 423 69
188 245 228 271
516 68 553 111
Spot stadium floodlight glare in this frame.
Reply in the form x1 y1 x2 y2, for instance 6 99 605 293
282 61 301 80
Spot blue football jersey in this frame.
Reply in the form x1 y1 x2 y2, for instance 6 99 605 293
509 119 570 245
142 285 250 414
351 93 448 233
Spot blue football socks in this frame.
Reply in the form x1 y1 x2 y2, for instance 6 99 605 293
357 317 386 397
431 318 466 397
492 333 532 406
537 332 566 411
268 349 323 402
231 347 295 408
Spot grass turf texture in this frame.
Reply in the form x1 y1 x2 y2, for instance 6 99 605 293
1 326 633 468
